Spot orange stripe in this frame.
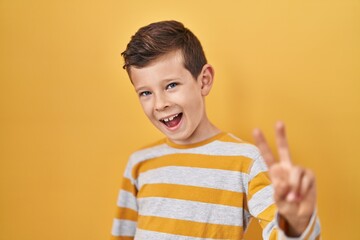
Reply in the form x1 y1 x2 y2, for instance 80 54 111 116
115 207 138 221
132 154 253 179
255 204 277 231
138 183 245 207
165 132 229 148
247 171 271 201
138 215 243 239
270 229 278 239
121 177 137 195
110 236 134 240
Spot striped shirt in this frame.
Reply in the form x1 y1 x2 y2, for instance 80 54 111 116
111 132 320 239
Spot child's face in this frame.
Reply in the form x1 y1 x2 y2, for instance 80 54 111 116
129 50 214 145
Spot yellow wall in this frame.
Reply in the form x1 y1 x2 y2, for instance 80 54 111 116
1 0 359 239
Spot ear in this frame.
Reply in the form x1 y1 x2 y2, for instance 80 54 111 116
198 64 215 96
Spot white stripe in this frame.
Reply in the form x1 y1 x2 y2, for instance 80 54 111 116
138 166 246 192
309 218 321 239
249 155 269 179
111 218 137 236
262 219 276 239
135 228 217 240
138 197 244 226
245 156 268 194
248 185 274 217
117 190 138 211
125 141 261 180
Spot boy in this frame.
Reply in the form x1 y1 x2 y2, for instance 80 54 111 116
111 20 320 239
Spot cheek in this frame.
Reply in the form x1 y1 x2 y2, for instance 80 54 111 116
140 101 154 118
182 92 204 115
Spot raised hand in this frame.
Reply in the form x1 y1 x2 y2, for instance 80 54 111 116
253 121 316 236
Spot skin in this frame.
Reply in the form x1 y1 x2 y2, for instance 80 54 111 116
129 50 316 236
253 122 316 236
129 50 220 145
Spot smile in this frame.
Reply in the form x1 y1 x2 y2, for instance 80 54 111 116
160 113 183 128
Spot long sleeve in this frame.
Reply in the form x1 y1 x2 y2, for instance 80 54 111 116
110 165 138 240
246 153 321 239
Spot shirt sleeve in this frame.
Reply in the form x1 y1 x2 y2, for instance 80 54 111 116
110 160 138 240
246 152 321 239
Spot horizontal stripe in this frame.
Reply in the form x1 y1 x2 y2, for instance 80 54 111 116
117 190 138 211
257 203 277 225
125 141 261 180
138 197 244 226
132 154 253 179
165 132 229 149
138 166 246 193
121 177 137 195
262 219 277 239
116 207 138 221
134 228 216 240
248 155 269 179
248 185 274 217
131 141 259 161
111 219 136 236
110 236 134 240
248 171 272 201
137 215 243 239
137 183 244 207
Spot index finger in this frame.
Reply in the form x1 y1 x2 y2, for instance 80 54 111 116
253 128 276 167
275 121 292 165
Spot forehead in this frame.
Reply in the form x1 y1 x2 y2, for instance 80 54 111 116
129 50 189 86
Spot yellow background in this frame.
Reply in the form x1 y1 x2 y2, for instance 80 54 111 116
1 0 359 239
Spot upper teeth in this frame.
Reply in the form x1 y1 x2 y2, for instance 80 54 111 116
162 113 179 122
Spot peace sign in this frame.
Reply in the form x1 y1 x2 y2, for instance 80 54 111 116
253 121 317 236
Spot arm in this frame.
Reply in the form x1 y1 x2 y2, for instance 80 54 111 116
250 121 321 239
110 166 138 240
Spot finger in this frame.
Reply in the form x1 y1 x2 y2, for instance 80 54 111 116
253 128 276 167
299 169 315 197
274 182 290 202
275 121 292 165
270 166 291 202
287 166 305 202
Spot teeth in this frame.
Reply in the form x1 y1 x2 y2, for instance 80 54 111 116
161 113 179 122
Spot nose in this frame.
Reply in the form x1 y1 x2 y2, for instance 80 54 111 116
154 92 169 111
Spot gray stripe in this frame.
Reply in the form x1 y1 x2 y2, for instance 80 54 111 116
248 185 274 217
135 228 220 240
111 218 136 236
138 197 244 226
138 166 246 192
125 140 261 180
262 218 276 239
249 155 268 179
117 190 138 211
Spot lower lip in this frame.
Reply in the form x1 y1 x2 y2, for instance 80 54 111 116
165 115 183 131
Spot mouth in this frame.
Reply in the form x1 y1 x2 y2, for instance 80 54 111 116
159 113 183 128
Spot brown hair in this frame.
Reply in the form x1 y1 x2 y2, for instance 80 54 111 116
121 20 207 80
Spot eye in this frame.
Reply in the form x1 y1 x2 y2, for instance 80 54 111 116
166 82 178 90
139 91 151 97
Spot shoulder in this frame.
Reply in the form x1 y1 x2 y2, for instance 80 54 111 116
206 132 262 160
